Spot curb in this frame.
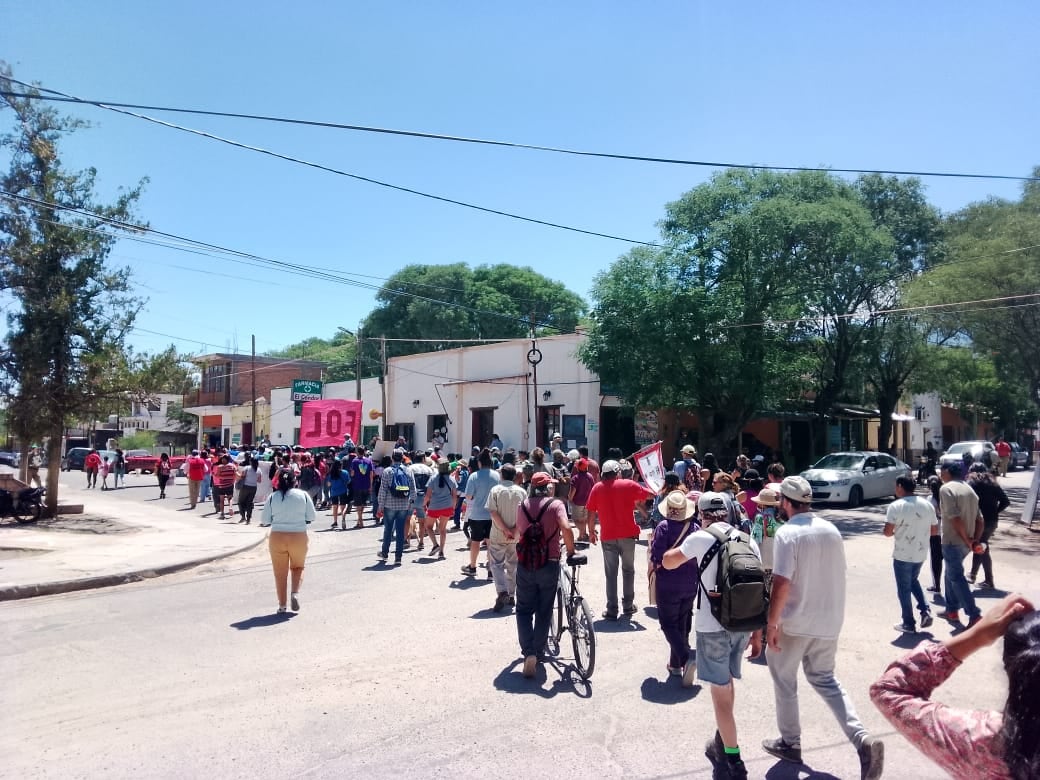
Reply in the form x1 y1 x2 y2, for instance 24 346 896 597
0 534 267 602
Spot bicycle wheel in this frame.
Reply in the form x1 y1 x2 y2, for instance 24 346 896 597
570 596 596 680
545 585 564 657
13 500 40 524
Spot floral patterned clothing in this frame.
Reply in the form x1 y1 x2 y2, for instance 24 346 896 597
869 640 1009 779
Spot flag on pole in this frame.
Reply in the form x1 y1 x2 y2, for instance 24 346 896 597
633 441 666 494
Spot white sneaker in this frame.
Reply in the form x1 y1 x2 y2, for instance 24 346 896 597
290 594 300 611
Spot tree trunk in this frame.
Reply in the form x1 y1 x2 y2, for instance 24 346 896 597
45 427 62 517
875 383 900 456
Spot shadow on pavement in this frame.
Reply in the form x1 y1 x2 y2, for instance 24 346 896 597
594 617 648 633
361 562 398 572
639 675 701 705
974 587 1010 599
449 577 492 590
470 606 512 620
230 613 296 630
764 761 841 780
492 659 591 699
818 513 886 539
889 631 935 649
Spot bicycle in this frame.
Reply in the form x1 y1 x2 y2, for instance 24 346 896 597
545 551 596 680
0 486 44 524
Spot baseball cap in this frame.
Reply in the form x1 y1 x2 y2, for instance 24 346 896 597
600 459 622 476
698 491 728 513
530 472 557 488
576 458 589 472
567 449 580 461
779 475 813 503
681 444 697 455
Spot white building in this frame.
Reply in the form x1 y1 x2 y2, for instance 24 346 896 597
269 333 610 457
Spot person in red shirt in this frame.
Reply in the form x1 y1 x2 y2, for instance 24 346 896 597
83 449 102 489
586 459 655 620
994 437 1012 478
184 450 207 509
211 454 239 519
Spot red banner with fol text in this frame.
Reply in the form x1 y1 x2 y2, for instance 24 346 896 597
298 399 362 448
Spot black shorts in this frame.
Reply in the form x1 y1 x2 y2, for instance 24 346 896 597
353 490 370 507
467 519 492 542
214 485 234 497
330 494 349 506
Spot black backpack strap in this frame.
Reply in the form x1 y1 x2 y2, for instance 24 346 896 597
695 525 731 608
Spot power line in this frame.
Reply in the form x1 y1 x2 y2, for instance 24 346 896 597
4 87 1037 183
1 79 660 247
0 190 567 334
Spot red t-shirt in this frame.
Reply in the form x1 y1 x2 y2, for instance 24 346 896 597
516 497 569 561
586 478 653 541
995 441 1011 458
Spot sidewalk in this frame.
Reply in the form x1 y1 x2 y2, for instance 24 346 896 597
0 477 265 601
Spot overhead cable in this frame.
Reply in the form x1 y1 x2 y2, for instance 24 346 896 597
3 87 1037 183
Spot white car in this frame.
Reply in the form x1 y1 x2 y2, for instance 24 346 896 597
801 451 912 508
938 440 996 470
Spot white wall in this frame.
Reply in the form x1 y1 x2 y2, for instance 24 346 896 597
910 392 943 451
384 333 602 456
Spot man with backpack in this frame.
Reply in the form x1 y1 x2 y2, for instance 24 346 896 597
763 476 884 780
674 444 702 492
375 449 416 565
663 492 765 780
514 471 576 678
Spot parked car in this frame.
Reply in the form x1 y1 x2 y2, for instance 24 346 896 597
61 448 117 471
800 451 912 508
938 440 996 470
0 451 20 468
125 452 188 475
1009 442 1032 470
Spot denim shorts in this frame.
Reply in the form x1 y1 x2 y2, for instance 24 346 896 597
696 629 751 686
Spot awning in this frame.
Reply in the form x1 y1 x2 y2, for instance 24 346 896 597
891 413 915 421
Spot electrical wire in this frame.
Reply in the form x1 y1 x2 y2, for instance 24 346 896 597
4 86 1037 183
0 190 569 334
0 80 660 247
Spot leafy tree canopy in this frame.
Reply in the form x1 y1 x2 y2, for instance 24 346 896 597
907 170 1040 406
360 263 586 361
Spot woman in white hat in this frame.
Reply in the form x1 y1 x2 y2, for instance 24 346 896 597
648 490 700 687
749 487 783 589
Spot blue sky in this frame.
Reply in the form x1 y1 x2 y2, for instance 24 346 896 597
3 1 1038 362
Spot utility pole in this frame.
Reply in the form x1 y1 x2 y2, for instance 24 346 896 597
380 336 388 440
355 326 362 401
251 334 257 446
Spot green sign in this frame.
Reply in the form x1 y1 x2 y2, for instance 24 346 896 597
292 379 323 416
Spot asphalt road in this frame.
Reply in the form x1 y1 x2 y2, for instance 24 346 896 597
3 469 1037 779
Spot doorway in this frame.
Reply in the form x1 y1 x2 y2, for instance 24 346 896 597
472 408 495 450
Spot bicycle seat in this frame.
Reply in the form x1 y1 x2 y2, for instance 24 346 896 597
567 553 587 567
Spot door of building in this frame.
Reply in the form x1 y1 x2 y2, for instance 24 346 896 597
472 408 495 450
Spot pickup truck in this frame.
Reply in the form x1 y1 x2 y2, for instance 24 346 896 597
125 452 188 474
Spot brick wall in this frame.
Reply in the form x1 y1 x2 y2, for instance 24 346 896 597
184 360 324 408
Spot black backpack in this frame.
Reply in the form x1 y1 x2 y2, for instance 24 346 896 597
697 524 769 632
300 466 317 489
517 500 559 570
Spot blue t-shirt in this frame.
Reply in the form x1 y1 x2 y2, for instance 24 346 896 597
464 468 500 521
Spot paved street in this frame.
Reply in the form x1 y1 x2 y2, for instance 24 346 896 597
1 469 1038 779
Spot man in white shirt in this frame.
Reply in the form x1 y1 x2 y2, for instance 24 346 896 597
486 463 527 612
884 476 938 633
664 492 761 780
763 476 884 780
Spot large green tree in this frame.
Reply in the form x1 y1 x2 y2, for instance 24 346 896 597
908 171 1040 410
0 68 149 513
266 331 357 382
582 170 823 453
359 263 586 364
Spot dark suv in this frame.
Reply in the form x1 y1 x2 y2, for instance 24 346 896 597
61 448 91 471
